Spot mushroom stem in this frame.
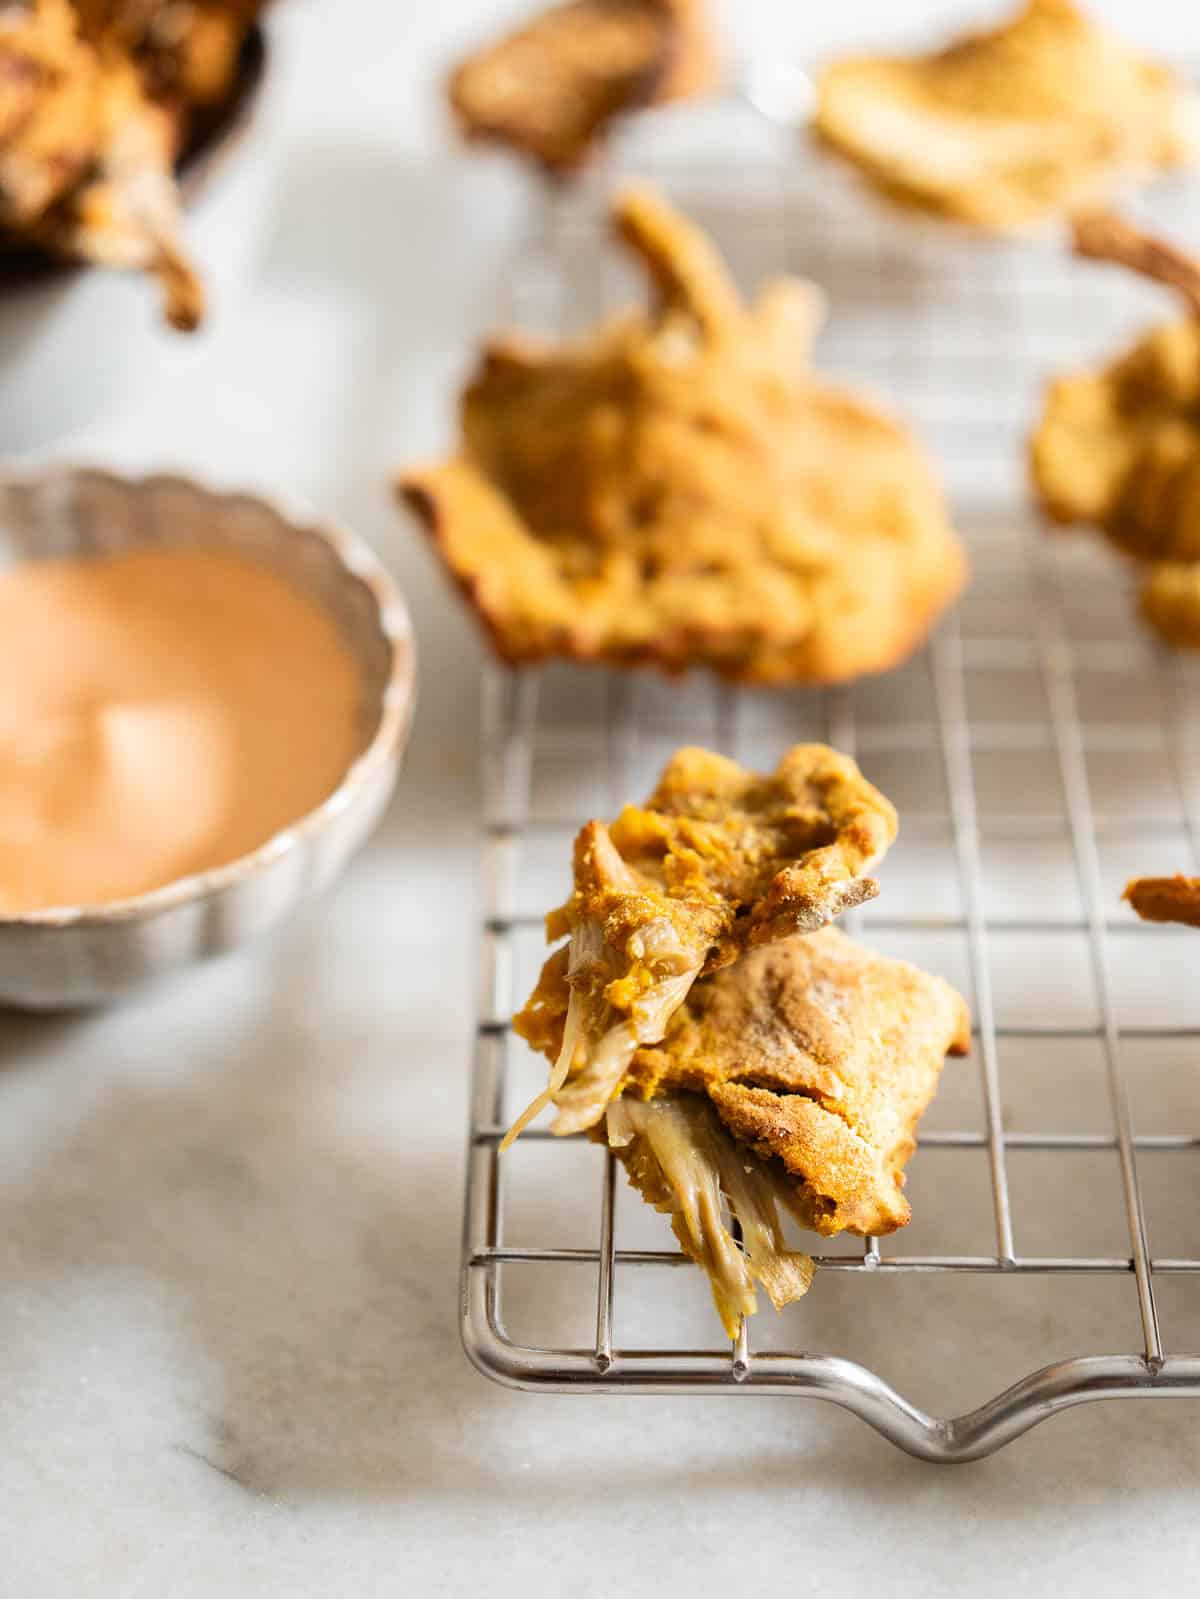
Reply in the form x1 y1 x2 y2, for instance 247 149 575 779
613 185 743 341
1072 211 1200 319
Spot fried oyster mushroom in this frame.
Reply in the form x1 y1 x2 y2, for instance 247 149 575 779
74 1 265 110
1030 214 1200 646
1140 564 1200 649
399 188 964 685
813 0 1196 231
0 0 202 326
612 929 970 1335
505 744 898 1150
0 0 101 223
40 50 203 327
1124 875 1200 929
447 0 716 176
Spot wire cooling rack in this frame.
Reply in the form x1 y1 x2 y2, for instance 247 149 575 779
459 104 1200 1460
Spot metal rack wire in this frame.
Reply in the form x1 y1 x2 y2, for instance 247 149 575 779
459 108 1200 1460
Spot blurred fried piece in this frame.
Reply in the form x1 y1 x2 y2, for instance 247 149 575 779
0 0 202 325
73 0 264 110
37 50 203 326
624 928 972 1235
0 0 103 223
448 0 716 174
1139 563 1200 649
1032 215 1200 566
399 187 963 683
814 0 1196 230
1124 875 1200 928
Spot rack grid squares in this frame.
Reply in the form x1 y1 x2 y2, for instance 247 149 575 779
459 105 1200 1459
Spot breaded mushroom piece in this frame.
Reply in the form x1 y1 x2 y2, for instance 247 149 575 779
447 0 716 175
1140 563 1200 649
813 0 1196 231
399 187 964 684
0 0 202 326
38 51 205 328
74 1 267 110
1031 214 1200 649
609 928 971 1334
1124 874 1200 928
506 744 898 1147
0 0 108 223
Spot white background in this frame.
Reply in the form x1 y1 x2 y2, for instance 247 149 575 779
4 2 1200 1591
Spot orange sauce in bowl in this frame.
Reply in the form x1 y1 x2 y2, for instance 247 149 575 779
0 545 364 914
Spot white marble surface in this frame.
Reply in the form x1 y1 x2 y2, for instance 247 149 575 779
5 1 1200 1591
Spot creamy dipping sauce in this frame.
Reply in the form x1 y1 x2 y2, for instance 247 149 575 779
0 546 364 914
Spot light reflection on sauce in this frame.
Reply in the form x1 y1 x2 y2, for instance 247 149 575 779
0 546 364 914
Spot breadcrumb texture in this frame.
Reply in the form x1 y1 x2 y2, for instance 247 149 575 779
622 929 971 1238
512 744 897 1140
447 0 716 174
814 0 1195 230
399 187 964 685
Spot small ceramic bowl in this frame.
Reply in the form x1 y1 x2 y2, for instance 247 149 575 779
0 466 416 1009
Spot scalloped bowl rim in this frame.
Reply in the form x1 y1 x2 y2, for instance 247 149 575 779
0 465 416 930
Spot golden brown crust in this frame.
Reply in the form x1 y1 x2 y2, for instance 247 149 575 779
398 460 577 666
627 743 898 957
509 743 898 1142
626 929 971 1236
0 0 105 224
1124 874 1200 928
1032 343 1200 552
447 0 716 175
1030 216 1200 624
398 187 965 686
814 0 1195 232
1139 561 1200 647
74 1 266 109
0 0 203 325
